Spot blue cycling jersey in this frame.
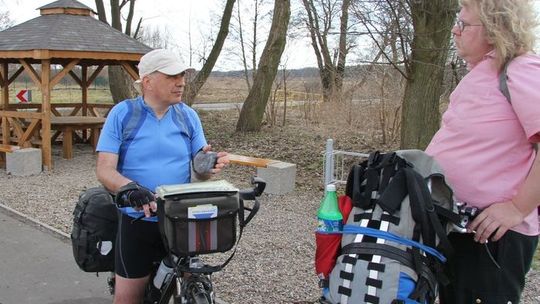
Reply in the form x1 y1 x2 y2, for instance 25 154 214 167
97 96 207 221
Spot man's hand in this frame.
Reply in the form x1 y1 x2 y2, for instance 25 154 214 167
116 182 157 217
194 145 229 176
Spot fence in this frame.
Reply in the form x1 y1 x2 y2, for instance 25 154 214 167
322 138 369 187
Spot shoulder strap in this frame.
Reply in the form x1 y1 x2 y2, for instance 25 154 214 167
120 100 194 143
499 60 512 103
498 60 539 152
118 99 146 170
171 103 193 139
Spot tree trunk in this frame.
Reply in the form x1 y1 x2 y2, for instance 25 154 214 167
94 0 107 23
184 0 236 105
236 0 290 132
301 0 350 103
95 0 139 104
108 66 137 103
400 0 457 149
335 0 351 94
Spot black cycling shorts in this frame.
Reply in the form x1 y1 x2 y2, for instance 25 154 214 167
115 213 167 278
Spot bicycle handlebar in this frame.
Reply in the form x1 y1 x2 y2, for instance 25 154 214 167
239 176 266 200
238 176 266 227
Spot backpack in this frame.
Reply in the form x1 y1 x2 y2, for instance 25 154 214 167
71 186 118 273
323 150 462 304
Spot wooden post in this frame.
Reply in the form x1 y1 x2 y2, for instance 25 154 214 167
1 63 9 145
1 63 7 108
81 65 88 140
82 65 88 116
41 60 52 170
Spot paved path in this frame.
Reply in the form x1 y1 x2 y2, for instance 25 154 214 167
0 206 111 304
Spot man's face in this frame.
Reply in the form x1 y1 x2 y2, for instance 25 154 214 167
143 71 186 104
453 6 493 67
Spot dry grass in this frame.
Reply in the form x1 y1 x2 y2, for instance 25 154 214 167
199 101 400 193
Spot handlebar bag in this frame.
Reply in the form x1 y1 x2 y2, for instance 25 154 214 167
156 180 240 256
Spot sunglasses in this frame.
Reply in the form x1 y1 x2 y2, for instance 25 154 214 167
455 20 483 34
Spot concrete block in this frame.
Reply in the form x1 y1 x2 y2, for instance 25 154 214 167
6 148 42 176
257 161 296 195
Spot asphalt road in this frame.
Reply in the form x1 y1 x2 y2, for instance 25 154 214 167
0 206 111 304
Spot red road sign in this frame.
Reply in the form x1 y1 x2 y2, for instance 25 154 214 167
16 90 31 103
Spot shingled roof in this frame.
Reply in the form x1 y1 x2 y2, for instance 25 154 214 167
0 0 152 64
38 0 94 11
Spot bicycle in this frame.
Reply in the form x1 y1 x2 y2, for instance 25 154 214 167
108 177 266 304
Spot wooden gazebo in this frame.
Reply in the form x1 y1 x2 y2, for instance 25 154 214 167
0 0 152 169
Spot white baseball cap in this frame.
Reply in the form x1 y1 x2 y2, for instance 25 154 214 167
134 49 193 91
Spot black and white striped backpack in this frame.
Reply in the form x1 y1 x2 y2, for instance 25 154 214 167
323 150 463 304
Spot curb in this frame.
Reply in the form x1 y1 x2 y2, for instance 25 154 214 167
0 202 70 240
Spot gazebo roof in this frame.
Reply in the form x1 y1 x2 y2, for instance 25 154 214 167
0 0 152 64
38 0 94 11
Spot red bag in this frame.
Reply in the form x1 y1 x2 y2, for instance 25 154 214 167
338 194 353 223
315 195 353 280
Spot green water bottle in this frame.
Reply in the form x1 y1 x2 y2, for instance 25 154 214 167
317 184 343 232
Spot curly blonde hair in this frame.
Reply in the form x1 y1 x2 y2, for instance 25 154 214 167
460 0 538 71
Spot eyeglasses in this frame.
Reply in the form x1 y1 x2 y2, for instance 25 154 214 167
455 20 483 34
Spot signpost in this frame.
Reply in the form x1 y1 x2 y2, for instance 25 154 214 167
16 90 32 103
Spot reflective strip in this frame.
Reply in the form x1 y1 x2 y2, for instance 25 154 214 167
340 216 370 304
188 222 196 252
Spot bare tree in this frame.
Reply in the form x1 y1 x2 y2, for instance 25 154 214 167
139 25 171 49
301 0 352 103
183 0 236 105
229 0 271 91
351 0 457 149
236 0 252 89
0 9 13 31
236 0 291 132
400 0 458 149
95 0 142 103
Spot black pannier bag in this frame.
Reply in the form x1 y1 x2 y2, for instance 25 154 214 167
156 180 240 256
71 186 118 273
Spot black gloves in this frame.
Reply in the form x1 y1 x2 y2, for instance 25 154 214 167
115 182 155 208
193 150 218 174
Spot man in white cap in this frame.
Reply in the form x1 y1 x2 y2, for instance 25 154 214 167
96 49 229 303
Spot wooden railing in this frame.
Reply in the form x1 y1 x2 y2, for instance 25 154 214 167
0 103 113 117
0 103 113 149
0 110 43 148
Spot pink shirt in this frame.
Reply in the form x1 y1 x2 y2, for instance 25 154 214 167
426 52 540 236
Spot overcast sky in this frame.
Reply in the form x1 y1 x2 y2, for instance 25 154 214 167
0 0 317 71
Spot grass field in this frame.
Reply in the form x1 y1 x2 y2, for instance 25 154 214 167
6 84 113 104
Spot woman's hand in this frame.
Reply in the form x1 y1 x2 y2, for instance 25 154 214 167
468 200 525 243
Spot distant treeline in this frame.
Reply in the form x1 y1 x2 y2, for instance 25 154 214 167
10 64 396 87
